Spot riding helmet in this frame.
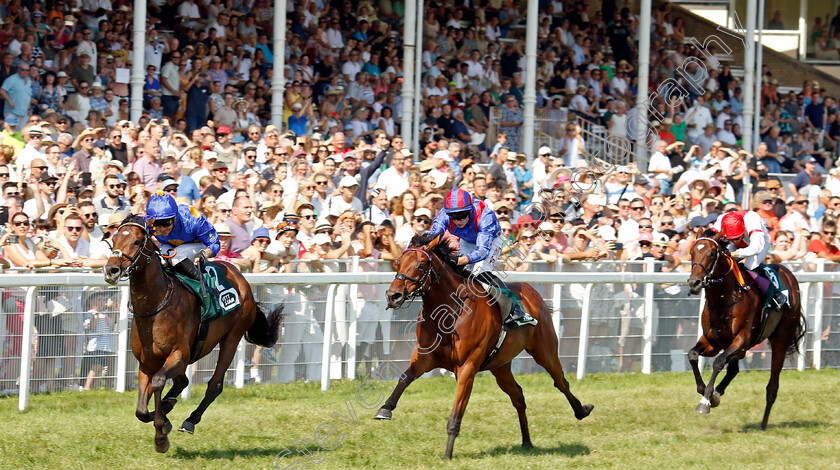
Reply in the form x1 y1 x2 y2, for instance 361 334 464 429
721 213 745 239
444 189 473 214
145 190 178 222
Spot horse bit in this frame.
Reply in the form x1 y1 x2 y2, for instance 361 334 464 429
394 248 445 301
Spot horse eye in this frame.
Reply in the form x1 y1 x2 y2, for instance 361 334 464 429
134 239 143 246
418 263 425 270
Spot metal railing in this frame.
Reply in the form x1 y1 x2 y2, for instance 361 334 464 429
4 258 840 410
487 107 572 155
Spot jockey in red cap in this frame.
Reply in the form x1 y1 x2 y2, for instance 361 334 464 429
713 210 787 310
426 188 536 328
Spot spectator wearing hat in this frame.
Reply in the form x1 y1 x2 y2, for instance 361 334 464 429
23 173 59 220
394 207 432 250
329 176 363 217
17 125 46 173
790 157 819 196
240 227 277 273
213 125 236 166
203 161 230 199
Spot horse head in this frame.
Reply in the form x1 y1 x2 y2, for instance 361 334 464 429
104 216 155 285
687 233 728 295
386 234 442 309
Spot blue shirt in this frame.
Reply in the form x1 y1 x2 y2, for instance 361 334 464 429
1 73 32 118
427 201 502 264
175 176 202 203
154 204 220 256
289 114 308 136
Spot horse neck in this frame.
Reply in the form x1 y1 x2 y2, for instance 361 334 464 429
129 248 166 319
704 255 743 311
422 257 465 312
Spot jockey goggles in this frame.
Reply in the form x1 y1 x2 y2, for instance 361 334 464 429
450 210 471 221
153 217 175 228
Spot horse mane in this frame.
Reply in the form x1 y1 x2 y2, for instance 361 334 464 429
409 233 471 278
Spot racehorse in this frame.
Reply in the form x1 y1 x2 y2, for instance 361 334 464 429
104 216 282 453
687 235 805 429
380 234 593 459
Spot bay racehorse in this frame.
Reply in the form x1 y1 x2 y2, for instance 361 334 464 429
104 216 282 452
380 234 593 459
687 235 805 429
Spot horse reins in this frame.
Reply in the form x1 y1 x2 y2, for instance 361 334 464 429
394 248 446 301
691 237 734 287
108 221 174 318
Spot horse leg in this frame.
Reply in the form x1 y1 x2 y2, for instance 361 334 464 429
491 363 532 449
711 361 740 406
688 335 718 396
761 336 789 430
445 365 477 460
180 336 238 434
135 367 153 423
696 339 745 415
151 351 188 453
160 374 189 415
527 343 593 420
374 352 435 420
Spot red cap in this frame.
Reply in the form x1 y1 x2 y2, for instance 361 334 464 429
217 126 231 135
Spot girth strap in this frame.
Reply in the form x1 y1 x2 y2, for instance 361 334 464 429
480 325 508 370
189 319 211 364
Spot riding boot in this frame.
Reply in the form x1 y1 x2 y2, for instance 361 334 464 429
173 258 206 298
475 272 538 328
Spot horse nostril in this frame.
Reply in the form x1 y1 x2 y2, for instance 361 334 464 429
108 266 120 276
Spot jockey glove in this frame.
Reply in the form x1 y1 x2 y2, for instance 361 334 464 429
447 253 461 266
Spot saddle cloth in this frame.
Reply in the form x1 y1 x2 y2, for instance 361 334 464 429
168 261 241 323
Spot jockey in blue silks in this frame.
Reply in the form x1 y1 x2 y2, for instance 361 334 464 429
427 189 537 328
145 191 220 295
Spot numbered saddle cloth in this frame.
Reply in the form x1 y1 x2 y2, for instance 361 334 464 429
168 261 241 323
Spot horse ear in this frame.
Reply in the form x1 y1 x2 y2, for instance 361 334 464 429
426 234 442 251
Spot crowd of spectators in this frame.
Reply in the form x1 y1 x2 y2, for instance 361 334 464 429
5 0 840 383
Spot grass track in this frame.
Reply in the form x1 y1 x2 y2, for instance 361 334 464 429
2 369 840 469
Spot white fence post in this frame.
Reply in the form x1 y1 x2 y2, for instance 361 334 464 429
18 286 38 411
797 282 809 371
813 259 825 370
347 257 360 381
642 259 656 374
697 289 706 372
234 338 246 388
181 364 192 400
576 283 594 380
321 284 338 391
116 285 130 393
552 261 563 351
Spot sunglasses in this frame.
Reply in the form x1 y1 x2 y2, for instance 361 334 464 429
0 173 10 178
654 243 668 248
631 206 645 211
639 225 653 229
66 226 83 232
301 214 315 220
795 200 808 205
215 168 229 173
13 220 29 226
316 180 328 185
219 209 231 213
762 199 773 204
824 231 836 235
415 218 431 225
521 235 536 241
153 218 174 227
81 213 96 218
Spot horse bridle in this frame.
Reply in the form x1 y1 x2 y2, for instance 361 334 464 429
691 236 732 287
394 248 446 301
107 222 156 280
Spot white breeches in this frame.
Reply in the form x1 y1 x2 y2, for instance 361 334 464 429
160 242 205 265
458 235 506 275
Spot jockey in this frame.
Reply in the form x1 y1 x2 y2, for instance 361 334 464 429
427 189 537 328
712 210 787 310
145 191 220 296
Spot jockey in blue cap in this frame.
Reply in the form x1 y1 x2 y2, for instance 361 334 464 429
426 189 537 328
145 191 220 296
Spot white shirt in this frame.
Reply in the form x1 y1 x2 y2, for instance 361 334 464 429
686 105 713 140
328 195 363 216
57 235 91 258
23 195 54 220
374 166 410 200
178 0 201 20
648 151 672 180
341 61 362 82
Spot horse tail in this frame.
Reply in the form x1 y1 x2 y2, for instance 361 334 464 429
788 304 807 356
245 303 284 347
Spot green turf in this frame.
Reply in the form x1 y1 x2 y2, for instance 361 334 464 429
2 369 840 469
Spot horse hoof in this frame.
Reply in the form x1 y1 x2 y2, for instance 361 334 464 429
710 392 721 408
155 437 170 453
576 403 594 420
695 399 711 414
136 412 153 423
179 420 195 434
374 408 392 420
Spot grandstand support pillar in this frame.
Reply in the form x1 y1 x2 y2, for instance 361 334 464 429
798 0 807 59
742 0 756 153
521 0 538 159
634 0 652 171
753 0 765 151
401 0 417 149
412 0 424 154
271 0 287 129
129 0 147 122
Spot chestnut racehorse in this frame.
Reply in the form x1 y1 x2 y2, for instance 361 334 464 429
380 234 593 459
104 216 282 453
687 235 805 429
